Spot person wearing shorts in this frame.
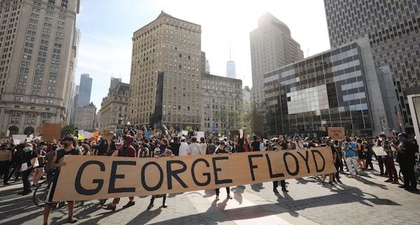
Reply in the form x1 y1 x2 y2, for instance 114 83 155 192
43 136 81 225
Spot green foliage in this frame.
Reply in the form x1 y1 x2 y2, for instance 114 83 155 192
184 125 193 131
61 124 76 137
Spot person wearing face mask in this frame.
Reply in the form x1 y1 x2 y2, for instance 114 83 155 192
102 135 137 211
43 136 81 225
147 138 174 210
376 135 386 176
18 143 38 195
32 142 47 186
391 133 418 191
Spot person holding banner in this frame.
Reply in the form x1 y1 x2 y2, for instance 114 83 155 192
147 138 174 210
214 142 233 200
272 139 288 193
102 135 137 211
43 136 81 225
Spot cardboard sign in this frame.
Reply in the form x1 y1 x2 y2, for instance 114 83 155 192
327 127 345 140
372 146 387 156
40 123 61 141
53 147 335 201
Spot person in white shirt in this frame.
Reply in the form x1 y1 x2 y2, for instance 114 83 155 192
178 137 189 156
199 137 207 155
188 137 201 156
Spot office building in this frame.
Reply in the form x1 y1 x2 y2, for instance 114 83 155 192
74 102 96 131
226 61 236 79
264 38 398 137
201 73 243 135
67 28 81 125
100 80 129 130
129 11 202 131
324 0 420 134
0 0 80 136
76 73 92 107
250 12 304 106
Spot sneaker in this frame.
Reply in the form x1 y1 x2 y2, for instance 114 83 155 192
227 195 232 199
215 195 219 200
66 217 78 224
337 179 343 184
281 188 289 192
162 203 168 208
122 201 135 208
273 188 279 194
384 179 392 182
392 181 399 184
147 204 154 210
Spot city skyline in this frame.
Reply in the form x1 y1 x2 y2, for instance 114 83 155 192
75 0 330 109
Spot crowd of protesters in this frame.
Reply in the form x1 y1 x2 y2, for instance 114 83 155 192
0 126 419 224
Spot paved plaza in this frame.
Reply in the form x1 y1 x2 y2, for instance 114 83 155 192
1 164 420 225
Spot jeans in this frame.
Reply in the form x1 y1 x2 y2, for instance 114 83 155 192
345 156 358 175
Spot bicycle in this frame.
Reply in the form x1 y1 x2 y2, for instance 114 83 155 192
33 172 84 208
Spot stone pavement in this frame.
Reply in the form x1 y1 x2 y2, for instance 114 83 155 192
1 165 420 225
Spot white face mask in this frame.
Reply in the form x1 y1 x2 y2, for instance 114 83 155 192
378 137 383 141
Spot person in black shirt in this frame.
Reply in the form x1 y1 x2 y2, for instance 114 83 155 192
19 143 38 195
272 139 288 193
214 142 233 200
169 137 181 156
392 133 418 191
251 136 261 151
43 136 82 225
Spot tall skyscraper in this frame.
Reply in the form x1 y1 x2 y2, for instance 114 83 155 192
226 47 236 79
250 12 304 106
226 61 236 79
0 0 80 136
129 12 202 130
67 28 81 125
76 73 92 107
324 0 420 133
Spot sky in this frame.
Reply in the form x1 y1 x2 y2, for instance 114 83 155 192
74 0 331 109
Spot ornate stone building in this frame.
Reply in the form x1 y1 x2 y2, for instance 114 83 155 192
0 0 80 135
99 80 129 130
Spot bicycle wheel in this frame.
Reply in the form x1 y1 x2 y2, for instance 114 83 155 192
33 180 49 207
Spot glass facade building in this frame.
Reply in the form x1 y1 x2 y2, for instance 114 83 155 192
264 39 395 138
324 0 420 134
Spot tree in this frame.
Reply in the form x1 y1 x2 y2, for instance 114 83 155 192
61 124 76 138
249 103 267 138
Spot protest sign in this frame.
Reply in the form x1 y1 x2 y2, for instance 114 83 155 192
372 146 387 156
327 127 345 140
53 147 335 201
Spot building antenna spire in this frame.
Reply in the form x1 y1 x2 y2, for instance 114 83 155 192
229 44 232 61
